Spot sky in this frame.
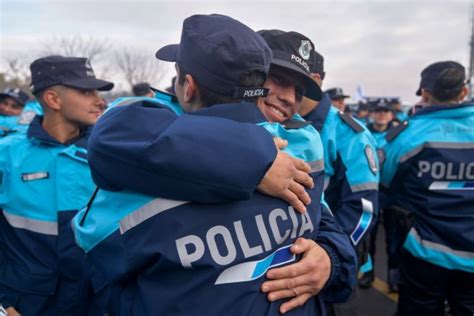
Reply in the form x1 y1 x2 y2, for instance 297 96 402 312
1 0 472 103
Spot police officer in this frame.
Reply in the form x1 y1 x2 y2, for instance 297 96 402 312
73 14 356 315
366 99 396 148
0 88 30 131
390 98 408 122
0 55 113 315
381 61 474 315
257 29 357 310
294 32 379 315
364 98 401 291
325 87 350 112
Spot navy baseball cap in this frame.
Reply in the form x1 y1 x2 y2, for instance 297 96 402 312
0 88 30 106
156 14 272 99
416 61 466 96
30 55 114 94
325 87 350 100
258 30 322 101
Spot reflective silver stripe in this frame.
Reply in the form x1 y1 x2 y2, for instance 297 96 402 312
400 142 474 163
350 182 379 192
350 198 374 245
308 159 324 173
2 210 58 236
409 227 474 259
323 177 330 191
120 199 189 234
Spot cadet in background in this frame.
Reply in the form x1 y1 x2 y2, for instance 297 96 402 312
325 87 350 112
0 55 113 315
296 33 379 316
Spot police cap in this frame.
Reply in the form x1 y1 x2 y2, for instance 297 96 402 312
416 61 465 96
325 87 350 100
30 55 114 94
156 14 272 99
0 88 30 106
258 30 322 101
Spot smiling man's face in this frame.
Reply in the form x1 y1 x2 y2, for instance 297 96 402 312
257 66 306 123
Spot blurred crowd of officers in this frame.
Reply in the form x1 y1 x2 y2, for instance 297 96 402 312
0 13 473 316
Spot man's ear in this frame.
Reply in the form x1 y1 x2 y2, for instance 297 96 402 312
183 74 198 103
310 73 322 88
458 86 468 102
421 89 431 104
42 88 62 111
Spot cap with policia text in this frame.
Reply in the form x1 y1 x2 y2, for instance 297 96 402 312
325 87 350 100
0 88 30 106
30 55 114 94
257 30 322 101
156 14 272 99
416 61 466 96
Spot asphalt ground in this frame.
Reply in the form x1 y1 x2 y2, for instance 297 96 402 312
358 224 398 316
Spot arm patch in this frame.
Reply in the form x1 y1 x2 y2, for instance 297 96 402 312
338 112 364 133
385 120 409 142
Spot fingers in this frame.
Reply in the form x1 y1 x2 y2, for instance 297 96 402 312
291 156 311 173
262 273 317 294
273 137 288 149
265 259 310 280
288 182 311 208
293 168 314 189
290 237 316 255
265 285 315 301
6 307 22 316
279 293 313 314
281 190 307 213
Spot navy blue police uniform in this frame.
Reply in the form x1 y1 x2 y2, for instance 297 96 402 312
77 14 357 314
73 101 353 315
382 61 474 315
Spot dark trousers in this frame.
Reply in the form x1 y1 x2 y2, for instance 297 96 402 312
367 208 409 270
398 251 474 316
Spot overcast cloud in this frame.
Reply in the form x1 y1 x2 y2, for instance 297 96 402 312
1 0 472 103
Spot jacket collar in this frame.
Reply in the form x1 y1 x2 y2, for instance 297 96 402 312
412 103 474 118
27 115 90 149
191 101 268 124
302 93 332 132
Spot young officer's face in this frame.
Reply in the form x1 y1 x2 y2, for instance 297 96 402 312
373 109 393 125
0 97 23 116
258 67 305 123
58 87 106 126
331 98 346 111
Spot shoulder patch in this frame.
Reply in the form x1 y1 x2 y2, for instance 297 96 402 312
364 145 378 175
385 120 409 142
338 111 364 133
281 118 312 129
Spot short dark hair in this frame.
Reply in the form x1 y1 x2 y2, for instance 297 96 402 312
431 68 466 102
177 66 266 107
